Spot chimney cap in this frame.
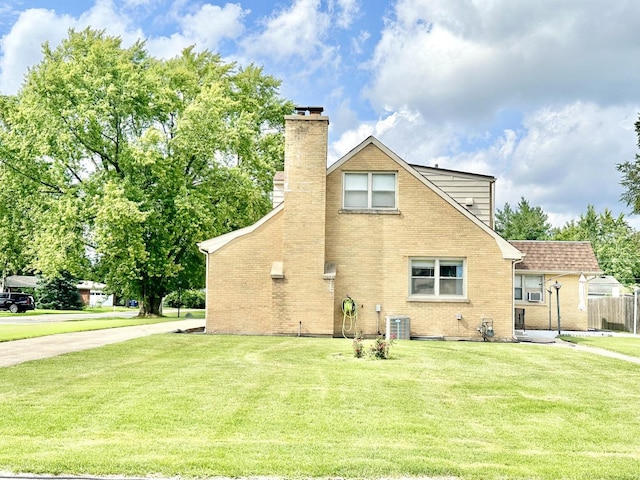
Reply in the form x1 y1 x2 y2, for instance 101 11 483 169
294 106 324 115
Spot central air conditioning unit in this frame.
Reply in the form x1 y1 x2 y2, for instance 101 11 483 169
527 292 543 302
386 315 410 340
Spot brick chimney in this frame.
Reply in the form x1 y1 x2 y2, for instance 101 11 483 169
283 106 329 271
276 106 332 335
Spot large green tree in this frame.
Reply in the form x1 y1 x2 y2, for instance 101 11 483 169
0 95 37 287
553 205 640 285
618 115 640 214
495 197 552 240
0 28 293 315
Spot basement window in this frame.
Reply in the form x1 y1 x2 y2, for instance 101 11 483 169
343 172 397 210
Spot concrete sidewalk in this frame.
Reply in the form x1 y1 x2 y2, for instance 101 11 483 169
0 319 204 368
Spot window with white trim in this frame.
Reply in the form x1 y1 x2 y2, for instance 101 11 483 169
343 172 396 209
515 274 544 302
410 258 465 297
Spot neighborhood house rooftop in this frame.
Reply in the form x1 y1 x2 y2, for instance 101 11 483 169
509 240 602 274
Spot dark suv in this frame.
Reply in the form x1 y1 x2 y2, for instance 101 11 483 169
0 292 36 313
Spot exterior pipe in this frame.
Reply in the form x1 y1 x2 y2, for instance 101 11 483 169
512 257 524 340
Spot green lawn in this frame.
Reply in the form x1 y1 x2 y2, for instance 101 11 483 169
560 334 640 358
1 335 639 479
0 317 184 342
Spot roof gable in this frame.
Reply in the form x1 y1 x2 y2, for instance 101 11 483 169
197 204 283 254
508 240 602 274
329 136 522 261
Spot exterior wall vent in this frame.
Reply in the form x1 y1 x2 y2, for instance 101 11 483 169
386 315 410 340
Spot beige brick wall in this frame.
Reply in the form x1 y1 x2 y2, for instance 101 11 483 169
205 211 283 334
516 274 588 331
326 144 515 341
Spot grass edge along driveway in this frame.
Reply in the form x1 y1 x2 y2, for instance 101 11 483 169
0 315 201 342
1 335 639 480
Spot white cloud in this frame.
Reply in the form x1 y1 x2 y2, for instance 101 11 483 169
366 0 640 124
0 8 72 94
0 1 250 94
0 0 143 95
241 0 331 62
330 0 360 29
145 3 248 58
502 102 638 218
179 3 246 50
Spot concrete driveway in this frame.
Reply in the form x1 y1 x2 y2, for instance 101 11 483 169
0 317 204 368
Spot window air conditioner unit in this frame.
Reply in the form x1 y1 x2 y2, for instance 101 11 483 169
527 292 542 302
386 315 410 340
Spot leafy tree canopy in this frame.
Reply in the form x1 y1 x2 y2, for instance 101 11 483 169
495 197 552 240
618 116 640 214
0 28 293 315
553 205 640 285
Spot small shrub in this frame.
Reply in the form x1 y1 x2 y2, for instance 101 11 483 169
352 334 394 360
352 333 365 358
369 335 393 359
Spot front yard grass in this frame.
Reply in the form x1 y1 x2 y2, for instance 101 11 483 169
560 334 640 358
1 336 639 480
0 317 182 342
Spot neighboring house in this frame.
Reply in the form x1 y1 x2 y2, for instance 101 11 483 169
198 107 523 341
508 241 602 331
76 280 114 307
587 275 629 297
4 275 113 307
4 275 38 291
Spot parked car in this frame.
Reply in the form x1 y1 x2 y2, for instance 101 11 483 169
0 292 36 313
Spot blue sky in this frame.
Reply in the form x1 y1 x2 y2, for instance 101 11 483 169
2 0 640 228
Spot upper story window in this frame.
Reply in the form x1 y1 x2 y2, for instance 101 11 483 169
343 172 397 210
515 274 544 302
410 258 465 298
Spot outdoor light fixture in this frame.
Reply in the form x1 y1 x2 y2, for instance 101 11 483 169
552 281 562 334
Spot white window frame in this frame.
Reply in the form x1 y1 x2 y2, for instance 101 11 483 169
515 274 544 302
409 258 466 298
343 172 397 210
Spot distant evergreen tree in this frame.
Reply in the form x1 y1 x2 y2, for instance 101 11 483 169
36 273 84 310
495 197 552 240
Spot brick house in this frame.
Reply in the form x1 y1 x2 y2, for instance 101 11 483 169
509 240 602 331
198 107 526 341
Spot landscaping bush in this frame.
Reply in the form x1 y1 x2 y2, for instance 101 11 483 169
352 334 393 359
369 335 393 359
352 333 365 358
163 289 205 309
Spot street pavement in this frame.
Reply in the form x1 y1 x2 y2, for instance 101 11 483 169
0 314 204 368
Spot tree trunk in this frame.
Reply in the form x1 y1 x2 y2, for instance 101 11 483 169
139 294 163 316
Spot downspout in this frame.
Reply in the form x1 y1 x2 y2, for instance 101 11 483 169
198 245 209 333
512 257 524 340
